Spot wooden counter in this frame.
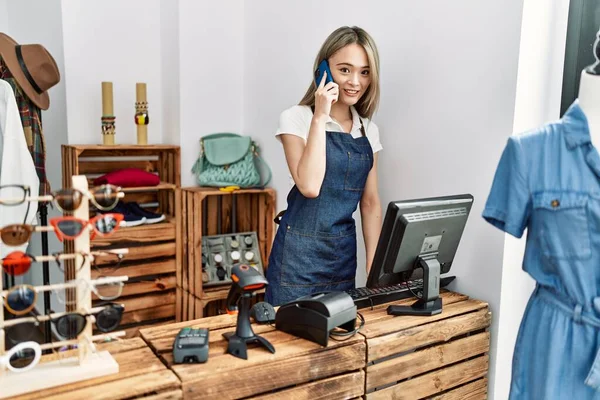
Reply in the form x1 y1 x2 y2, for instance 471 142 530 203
141 290 491 400
4 291 490 399
361 291 491 399
5 338 182 400
140 313 365 399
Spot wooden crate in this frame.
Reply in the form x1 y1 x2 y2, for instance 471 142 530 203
176 286 264 321
178 187 276 321
361 291 491 399
140 312 365 399
6 338 181 399
62 145 181 337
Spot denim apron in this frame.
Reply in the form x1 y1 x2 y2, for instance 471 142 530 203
265 118 373 306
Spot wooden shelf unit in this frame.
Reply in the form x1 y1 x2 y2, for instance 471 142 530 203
177 187 276 321
62 145 181 337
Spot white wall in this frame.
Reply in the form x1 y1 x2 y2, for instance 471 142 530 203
243 1 525 397
61 0 163 145
0 1 8 31
493 1 570 399
1 0 67 310
178 0 244 186
160 0 180 146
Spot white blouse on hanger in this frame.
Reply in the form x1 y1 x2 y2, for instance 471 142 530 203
0 79 39 257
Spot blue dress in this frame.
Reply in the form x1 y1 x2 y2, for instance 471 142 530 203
483 100 600 399
265 123 373 306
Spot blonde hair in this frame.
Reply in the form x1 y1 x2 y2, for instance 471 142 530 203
299 26 380 119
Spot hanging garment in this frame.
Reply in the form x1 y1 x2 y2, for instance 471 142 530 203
0 79 39 257
265 120 373 306
483 100 600 399
0 58 48 195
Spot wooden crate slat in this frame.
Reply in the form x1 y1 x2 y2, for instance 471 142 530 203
193 192 203 297
188 192 197 296
117 275 177 298
78 160 158 174
175 287 183 322
366 332 490 391
108 290 176 313
247 370 364 400
138 389 184 400
91 220 176 247
122 319 176 339
366 355 489 400
368 307 491 362
175 189 183 289
93 242 176 265
121 303 176 325
266 192 276 269
181 191 189 291
430 378 488 400
92 259 176 280
362 297 487 340
178 342 365 399
360 291 469 326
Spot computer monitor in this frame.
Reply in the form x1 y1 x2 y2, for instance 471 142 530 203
366 194 473 316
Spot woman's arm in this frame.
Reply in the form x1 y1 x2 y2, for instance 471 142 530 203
360 153 382 274
280 75 339 198
280 114 328 198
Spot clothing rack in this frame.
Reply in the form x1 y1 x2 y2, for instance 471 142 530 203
0 175 129 398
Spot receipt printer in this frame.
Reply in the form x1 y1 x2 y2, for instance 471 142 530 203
275 291 357 346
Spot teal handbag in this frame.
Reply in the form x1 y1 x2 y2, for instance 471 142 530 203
191 133 272 188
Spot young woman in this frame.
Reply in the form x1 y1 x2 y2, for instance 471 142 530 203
265 26 383 306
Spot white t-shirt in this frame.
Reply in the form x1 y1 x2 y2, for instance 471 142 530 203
276 105 383 187
276 105 383 152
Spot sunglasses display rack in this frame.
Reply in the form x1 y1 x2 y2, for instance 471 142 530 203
0 175 130 398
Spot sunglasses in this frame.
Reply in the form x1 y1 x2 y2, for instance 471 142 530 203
50 184 122 213
0 341 41 373
49 213 124 241
1 251 91 276
7 304 125 342
0 184 32 223
2 280 123 316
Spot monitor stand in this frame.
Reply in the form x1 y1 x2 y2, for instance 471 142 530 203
387 254 443 316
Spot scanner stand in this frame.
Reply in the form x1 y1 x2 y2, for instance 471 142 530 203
223 293 275 360
387 255 443 316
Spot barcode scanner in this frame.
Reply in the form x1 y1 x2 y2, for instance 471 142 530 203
222 264 275 359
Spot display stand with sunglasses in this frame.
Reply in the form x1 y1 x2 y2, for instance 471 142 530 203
0 175 130 398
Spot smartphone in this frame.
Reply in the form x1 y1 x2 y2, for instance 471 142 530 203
315 59 334 86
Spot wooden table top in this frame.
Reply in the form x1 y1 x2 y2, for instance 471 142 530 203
6 338 181 400
140 311 365 399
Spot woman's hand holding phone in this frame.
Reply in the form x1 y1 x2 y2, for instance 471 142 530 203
314 72 338 119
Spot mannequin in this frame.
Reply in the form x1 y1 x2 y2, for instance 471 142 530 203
578 31 600 145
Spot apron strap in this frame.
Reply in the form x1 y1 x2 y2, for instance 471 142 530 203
274 209 286 225
310 105 366 137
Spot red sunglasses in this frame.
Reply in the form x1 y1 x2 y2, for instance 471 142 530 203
49 213 124 241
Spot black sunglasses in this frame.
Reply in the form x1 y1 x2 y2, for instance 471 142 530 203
5 303 124 342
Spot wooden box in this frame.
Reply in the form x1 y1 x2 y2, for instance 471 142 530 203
62 145 181 337
7 338 181 400
140 313 365 399
361 291 491 399
177 187 275 321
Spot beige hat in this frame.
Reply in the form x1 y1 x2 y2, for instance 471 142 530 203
0 32 60 110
